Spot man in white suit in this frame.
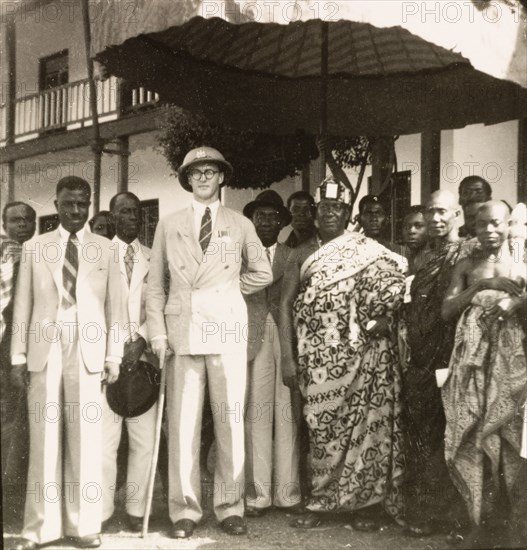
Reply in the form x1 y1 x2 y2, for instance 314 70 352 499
242 191 302 516
9 177 123 550
101 192 157 532
147 147 273 539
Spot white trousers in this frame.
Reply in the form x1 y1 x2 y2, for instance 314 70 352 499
166 352 246 523
23 308 103 544
101 394 157 521
245 314 301 509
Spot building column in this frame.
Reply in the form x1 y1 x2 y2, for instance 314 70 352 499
420 131 441 201
116 136 129 193
6 17 16 144
1 161 16 202
518 119 527 203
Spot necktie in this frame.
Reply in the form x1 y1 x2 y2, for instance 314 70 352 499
62 233 79 309
199 207 212 254
124 244 135 284
266 247 272 264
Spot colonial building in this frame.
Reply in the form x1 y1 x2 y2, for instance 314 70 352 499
1 0 525 243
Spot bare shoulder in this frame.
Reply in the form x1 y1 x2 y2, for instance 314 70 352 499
287 238 318 268
453 256 474 275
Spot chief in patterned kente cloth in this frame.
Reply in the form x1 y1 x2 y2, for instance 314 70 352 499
280 177 406 531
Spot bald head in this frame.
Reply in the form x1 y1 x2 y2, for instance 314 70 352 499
426 190 459 211
425 190 460 240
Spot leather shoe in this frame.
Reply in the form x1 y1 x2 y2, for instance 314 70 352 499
221 515 247 535
126 514 143 533
9 539 38 550
278 502 305 515
171 519 196 539
69 534 101 548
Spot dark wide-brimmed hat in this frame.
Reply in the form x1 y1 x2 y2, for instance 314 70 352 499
106 360 160 418
243 190 292 226
177 146 233 192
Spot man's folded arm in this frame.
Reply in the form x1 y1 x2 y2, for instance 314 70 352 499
240 221 273 295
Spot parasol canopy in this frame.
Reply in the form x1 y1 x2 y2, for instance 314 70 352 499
92 0 527 136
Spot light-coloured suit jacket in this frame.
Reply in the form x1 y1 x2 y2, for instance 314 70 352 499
244 243 291 362
11 229 123 372
112 238 158 367
113 238 150 348
146 205 273 355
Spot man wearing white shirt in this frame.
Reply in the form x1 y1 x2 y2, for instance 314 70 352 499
10 177 123 550
101 192 158 532
147 147 273 538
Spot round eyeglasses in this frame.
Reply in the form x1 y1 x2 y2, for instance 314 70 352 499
189 169 220 181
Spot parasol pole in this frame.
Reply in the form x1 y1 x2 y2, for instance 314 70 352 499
319 21 329 178
81 0 102 214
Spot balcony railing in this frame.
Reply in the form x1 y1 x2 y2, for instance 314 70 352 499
0 77 159 147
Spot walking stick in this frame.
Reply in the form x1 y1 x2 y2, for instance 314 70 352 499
142 349 169 537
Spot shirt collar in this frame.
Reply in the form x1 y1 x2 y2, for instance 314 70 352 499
113 236 140 258
192 199 220 218
58 224 86 243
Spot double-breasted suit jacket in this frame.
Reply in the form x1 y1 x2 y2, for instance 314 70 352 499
147 205 273 355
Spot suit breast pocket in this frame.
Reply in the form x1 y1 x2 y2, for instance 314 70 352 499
88 267 108 295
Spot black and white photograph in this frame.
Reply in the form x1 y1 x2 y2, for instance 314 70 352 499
1 1 526 549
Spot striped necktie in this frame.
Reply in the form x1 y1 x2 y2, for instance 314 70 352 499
124 244 135 284
199 207 212 254
62 232 79 309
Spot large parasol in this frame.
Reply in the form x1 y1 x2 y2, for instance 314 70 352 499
91 0 527 138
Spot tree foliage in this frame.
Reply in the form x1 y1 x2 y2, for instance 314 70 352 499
158 105 374 194
158 106 319 190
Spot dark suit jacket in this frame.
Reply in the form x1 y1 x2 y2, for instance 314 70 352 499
244 242 291 362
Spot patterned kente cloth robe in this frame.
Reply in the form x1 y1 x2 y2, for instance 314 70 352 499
404 239 473 526
294 232 406 520
442 289 527 526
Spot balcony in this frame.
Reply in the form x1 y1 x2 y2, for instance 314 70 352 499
0 77 159 148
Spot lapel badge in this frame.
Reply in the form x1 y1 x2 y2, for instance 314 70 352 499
218 229 230 238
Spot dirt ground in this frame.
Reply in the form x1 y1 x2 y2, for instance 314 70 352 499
4 478 524 550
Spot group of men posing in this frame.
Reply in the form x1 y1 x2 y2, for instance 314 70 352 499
1 146 526 550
